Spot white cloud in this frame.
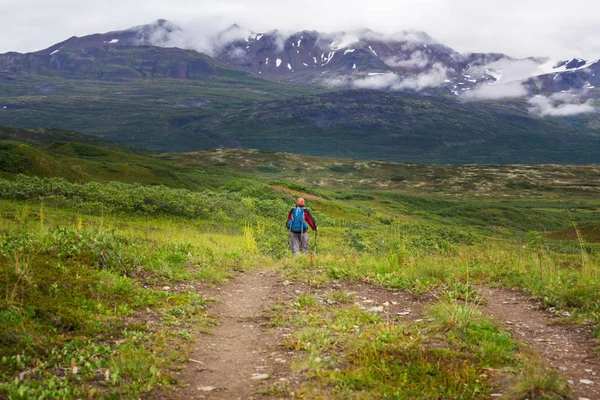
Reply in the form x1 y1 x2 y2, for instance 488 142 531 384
528 94 596 116
361 30 435 44
467 59 546 84
385 51 429 69
394 63 448 90
214 25 254 48
133 20 216 55
351 73 398 90
326 64 448 91
463 82 528 100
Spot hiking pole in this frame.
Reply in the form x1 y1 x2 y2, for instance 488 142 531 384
314 230 318 255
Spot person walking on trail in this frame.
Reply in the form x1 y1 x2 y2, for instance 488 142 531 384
286 197 318 255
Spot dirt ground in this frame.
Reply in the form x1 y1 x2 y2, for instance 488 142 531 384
481 286 600 400
150 272 600 400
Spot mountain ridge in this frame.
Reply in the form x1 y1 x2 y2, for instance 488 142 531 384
0 20 598 164
3 20 598 99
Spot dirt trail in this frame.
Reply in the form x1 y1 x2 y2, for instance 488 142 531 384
162 271 293 400
153 273 429 400
481 287 600 399
153 274 600 399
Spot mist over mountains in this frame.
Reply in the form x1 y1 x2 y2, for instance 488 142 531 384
0 19 598 164
8 19 596 116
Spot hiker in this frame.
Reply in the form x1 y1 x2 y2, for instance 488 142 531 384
286 197 318 255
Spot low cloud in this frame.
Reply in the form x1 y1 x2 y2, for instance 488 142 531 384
135 20 220 55
528 94 596 116
146 22 292 55
467 58 550 84
226 46 247 60
362 30 435 44
327 63 448 91
463 81 528 100
394 63 447 90
351 72 398 89
385 51 429 69
319 29 436 52
215 25 254 48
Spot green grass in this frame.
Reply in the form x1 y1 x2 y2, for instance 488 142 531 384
268 286 567 399
172 148 600 199
0 137 598 397
0 200 255 398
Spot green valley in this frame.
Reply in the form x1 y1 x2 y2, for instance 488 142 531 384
1 126 600 398
1 45 599 164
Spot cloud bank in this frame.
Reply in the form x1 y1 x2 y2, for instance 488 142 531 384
463 82 528 100
385 51 430 69
326 63 448 91
528 94 596 116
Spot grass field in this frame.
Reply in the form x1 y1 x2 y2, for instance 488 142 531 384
0 130 599 398
0 165 598 398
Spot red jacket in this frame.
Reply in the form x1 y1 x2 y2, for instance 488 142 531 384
286 207 317 231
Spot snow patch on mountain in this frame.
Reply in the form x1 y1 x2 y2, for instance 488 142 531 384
469 57 599 85
48 19 597 109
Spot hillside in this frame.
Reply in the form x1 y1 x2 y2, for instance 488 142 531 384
3 125 599 200
1 77 598 163
0 72 313 151
1 136 600 399
0 125 244 189
199 90 600 164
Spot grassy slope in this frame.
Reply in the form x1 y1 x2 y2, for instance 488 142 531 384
0 72 314 151
0 171 596 398
201 90 600 164
1 127 599 237
0 126 248 190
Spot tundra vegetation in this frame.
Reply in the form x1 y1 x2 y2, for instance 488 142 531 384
0 128 599 398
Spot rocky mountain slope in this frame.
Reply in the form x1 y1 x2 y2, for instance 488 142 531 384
2 20 598 98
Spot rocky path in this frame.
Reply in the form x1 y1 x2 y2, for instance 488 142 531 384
151 272 600 400
161 271 294 400
481 287 600 400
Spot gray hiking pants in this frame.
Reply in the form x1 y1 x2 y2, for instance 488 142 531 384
291 232 309 255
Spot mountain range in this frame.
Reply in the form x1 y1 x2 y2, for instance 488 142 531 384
8 19 597 98
0 20 598 164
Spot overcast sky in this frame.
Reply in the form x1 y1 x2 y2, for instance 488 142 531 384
2 0 600 60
